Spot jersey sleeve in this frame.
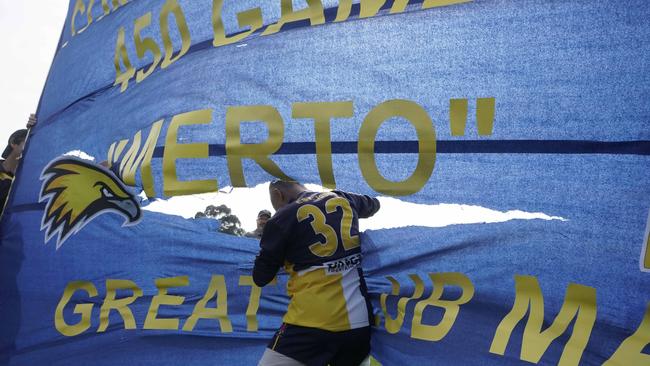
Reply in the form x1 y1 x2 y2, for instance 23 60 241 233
253 219 289 287
334 191 381 219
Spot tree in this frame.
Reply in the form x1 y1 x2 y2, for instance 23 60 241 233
205 204 228 217
195 204 245 236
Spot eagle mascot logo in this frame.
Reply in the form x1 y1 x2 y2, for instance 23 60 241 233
39 157 141 249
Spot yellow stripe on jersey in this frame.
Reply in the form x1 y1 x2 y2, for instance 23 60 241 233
0 172 13 181
284 264 350 331
283 260 369 332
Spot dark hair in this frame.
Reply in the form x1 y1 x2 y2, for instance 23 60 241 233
270 180 304 190
9 129 28 145
2 129 28 159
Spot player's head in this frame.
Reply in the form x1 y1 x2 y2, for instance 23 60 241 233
2 129 28 159
256 209 272 229
269 180 306 211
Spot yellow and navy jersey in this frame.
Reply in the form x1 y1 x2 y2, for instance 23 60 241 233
253 190 380 332
0 161 14 210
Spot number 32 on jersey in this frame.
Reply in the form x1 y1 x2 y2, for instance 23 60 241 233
297 197 360 257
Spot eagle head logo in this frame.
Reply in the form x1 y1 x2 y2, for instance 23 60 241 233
39 157 141 249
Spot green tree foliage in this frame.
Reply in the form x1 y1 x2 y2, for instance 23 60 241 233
195 204 245 236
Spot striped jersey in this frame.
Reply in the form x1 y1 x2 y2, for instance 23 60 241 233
0 161 14 211
253 190 380 332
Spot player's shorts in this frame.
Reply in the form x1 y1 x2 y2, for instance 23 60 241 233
261 323 371 366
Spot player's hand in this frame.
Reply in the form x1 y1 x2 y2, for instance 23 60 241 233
26 114 37 128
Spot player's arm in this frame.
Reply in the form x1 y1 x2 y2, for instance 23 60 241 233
253 220 288 287
334 191 380 218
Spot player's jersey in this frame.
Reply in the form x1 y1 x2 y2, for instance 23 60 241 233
254 190 380 332
0 160 14 211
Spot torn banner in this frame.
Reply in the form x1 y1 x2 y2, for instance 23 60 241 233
1 0 650 365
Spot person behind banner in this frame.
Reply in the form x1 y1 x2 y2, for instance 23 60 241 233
1 114 37 212
253 180 380 366
245 209 272 239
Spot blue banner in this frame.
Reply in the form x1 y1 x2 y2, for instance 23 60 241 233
1 0 649 365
